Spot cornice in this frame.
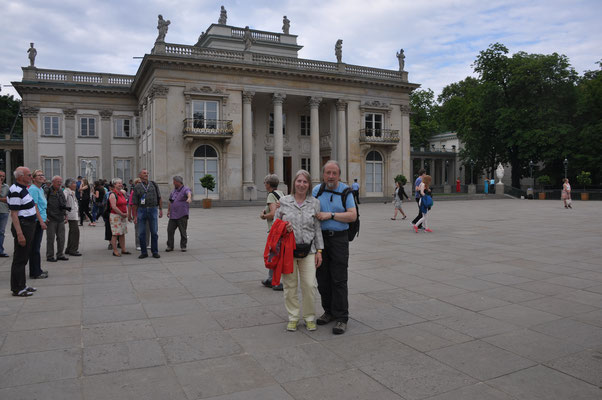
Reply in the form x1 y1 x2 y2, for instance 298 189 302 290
13 82 134 98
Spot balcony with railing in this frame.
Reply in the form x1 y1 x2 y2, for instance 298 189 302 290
359 129 400 145
25 68 134 86
182 118 233 141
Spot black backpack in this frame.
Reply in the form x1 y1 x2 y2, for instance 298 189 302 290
315 183 360 242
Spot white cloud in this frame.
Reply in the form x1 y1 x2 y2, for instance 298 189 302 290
1 0 601 99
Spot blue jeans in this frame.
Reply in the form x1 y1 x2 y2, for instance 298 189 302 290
28 221 44 277
92 203 98 222
137 207 158 255
0 213 8 254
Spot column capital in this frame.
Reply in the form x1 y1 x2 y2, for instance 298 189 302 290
400 104 411 115
99 109 113 120
307 96 322 108
21 106 40 118
272 93 286 105
63 108 77 120
149 84 169 99
242 91 255 104
335 99 347 111
4 148 12 153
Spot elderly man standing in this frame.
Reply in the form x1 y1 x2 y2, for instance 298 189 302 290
131 169 162 259
8 167 46 296
0 171 10 257
64 178 82 257
166 176 191 252
45 175 68 262
313 160 357 335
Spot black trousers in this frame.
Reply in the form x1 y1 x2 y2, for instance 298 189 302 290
317 231 349 323
411 198 423 227
11 217 36 293
79 199 93 224
166 216 188 250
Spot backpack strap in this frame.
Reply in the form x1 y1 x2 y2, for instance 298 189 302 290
315 182 327 198
271 191 281 201
151 181 161 200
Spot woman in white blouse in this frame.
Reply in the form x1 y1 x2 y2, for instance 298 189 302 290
274 170 324 332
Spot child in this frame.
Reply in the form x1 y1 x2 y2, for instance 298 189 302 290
413 175 433 233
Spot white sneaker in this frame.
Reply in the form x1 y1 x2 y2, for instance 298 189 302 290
136 246 141 251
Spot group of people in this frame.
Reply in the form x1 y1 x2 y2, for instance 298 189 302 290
261 161 356 335
5 166 191 297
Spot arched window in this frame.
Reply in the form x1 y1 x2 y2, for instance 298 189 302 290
193 145 219 197
366 150 383 193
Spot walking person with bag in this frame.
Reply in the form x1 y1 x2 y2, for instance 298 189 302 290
391 180 408 220
259 174 285 290
413 175 433 233
411 169 426 229
274 170 323 332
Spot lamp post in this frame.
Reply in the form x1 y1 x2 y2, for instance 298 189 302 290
529 160 534 188
469 159 475 185
563 158 568 179
445 160 449 184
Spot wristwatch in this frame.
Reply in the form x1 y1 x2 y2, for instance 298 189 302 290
331 212 335 220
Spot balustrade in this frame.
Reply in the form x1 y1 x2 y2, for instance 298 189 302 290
183 118 233 139
359 129 400 144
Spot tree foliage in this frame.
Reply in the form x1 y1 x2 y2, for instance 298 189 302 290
0 94 22 137
409 89 440 147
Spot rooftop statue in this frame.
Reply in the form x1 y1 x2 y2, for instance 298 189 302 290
396 48 405 71
218 6 227 24
156 14 171 43
243 26 255 51
27 42 37 67
282 16 290 34
335 39 343 63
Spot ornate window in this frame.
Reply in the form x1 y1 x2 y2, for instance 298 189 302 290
364 113 383 137
366 150 383 193
43 116 60 136
115 118 131 137
192 100 219 129
300 115 310 136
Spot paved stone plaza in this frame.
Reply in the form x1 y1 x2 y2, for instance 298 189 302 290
0 199 601 399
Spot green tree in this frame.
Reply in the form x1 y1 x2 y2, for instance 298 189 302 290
0 95 22 137
409 89 440 147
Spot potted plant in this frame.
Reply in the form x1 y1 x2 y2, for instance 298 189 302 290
576 171 591 201
536 175 551 199
199 174 216 208
394 174 407 185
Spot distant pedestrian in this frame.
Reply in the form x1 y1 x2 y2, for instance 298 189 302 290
0 170 10 257
166 175 191 252
260 174 285 290
562 178 572 209
79 178 94 226
131 169 162 259
391 180 408 220
351 179 360 204
411 169 426 229
413 175 433 233
45 176 68 262
64 179 82 256
456 178 461 193
27 170 48 279
109 178 129 257
484 178 489 194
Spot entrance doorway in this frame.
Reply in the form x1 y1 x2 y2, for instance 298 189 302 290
193 144 219 199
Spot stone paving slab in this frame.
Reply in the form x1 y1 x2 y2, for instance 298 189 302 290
0 199 601 398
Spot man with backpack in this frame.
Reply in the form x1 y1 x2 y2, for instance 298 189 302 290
131 169 163 259
259 174 285 290
313 160 357 335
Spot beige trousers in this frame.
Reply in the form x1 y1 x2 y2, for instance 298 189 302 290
283 254 317 322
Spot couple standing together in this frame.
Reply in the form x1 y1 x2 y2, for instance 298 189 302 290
262 161 356 335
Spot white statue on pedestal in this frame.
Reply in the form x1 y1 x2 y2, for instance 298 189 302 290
496 163 504 184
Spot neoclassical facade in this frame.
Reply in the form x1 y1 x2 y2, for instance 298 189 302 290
14 15 419 200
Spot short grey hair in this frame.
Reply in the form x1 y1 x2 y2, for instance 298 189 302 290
172 175 184 184
111 178 123 185
291 169 311 197
322 160 341 175
264 174 279 189
51 175 62 183
65 178 75 187
14 168 24 179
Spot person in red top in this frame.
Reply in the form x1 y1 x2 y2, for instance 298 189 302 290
109 178 130 257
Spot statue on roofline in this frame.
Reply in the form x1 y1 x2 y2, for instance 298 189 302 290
396 48 405 71
243 26 255 51
27 43 37 67
335 39 343 63
282 16 290 34
218 6 227 24
156 15 170 43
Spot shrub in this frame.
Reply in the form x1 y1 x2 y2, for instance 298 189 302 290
394 174 407 185
199 174 215 198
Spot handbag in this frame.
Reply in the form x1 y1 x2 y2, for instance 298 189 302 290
293 241 312 258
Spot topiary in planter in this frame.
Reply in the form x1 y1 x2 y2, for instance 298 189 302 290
199 174 216 208
576 171 591 201
536 175 551 199
394 174 407 185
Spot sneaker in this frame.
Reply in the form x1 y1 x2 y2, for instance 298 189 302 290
152 253 160 259
138 254 148 259
32 271 49 279
413 225 419 233
165 248 173 252
286 321 298 332
272 284 283 291
332 321 347 335
316 312 333 325
305 320 317 331
136 246 141 251
425 228 433 233
261 279 272 288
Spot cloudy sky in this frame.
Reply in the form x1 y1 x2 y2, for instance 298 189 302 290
2 0 601 100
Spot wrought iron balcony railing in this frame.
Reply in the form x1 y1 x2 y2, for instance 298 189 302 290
359 128 400 145
183 118 233 139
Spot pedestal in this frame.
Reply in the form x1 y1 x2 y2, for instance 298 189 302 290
243 183 257 201
495 183 505 196
468 184 476 194
443 185 451 194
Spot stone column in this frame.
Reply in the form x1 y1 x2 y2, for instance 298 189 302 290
400 104 412 195
336 100 347 182
242 91 257 200
4 149 11 185
99 110 113 178
272 93 286 189
308 96 321 184
21 107 39 170
149 85 169 185
63 108 77 177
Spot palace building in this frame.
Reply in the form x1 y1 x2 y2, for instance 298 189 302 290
14 10 419 200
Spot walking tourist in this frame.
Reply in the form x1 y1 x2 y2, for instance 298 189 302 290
351 178 360 204
166 175 191 252
391 180 408 220
411 169 426 229
413 175 433 233
64 179 82 256
109 178 130 257
79 178 95 226
92 180 105 223
8 167 45 296
562 178 572 209
131 169 162 259
274 170 323 332
28 170 48 279
259 174 285 290
45 175 68 262
313 160 357 335
0 171 10 257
